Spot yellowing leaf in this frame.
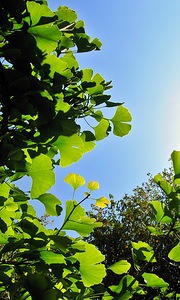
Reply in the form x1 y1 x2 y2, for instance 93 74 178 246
64 173 85 191
95 197 110 208
87 181 99 191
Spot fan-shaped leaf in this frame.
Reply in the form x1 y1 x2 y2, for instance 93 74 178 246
64 173 85 191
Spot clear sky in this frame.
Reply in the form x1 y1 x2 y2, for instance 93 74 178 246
20 1 180 217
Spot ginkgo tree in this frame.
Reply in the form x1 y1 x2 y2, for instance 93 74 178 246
0 0 132 299
0 1 180 300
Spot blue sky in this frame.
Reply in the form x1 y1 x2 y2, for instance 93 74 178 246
21 1 180 217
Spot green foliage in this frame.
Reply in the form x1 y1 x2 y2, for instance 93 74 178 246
87 166 180 298
0 0 179 299
0 0 131 175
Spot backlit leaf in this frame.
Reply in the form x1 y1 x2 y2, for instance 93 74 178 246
28 24 61 53
87 181 99 191
150 200 164 223
64 173 85 191
168 242 180 262
108 260 131 275
171 150 180 175
42 54 72 79
38 193 62 216
54 134 95 167
154 174 173 195
95 197 110 208
111 106 132 137
131 241 156 262
63 200 101 236
27 2 55 26
94 119 109 141
27 154 55 199
56 6 77 25
40 250 66 265
142 273 169 288
74 241 106 287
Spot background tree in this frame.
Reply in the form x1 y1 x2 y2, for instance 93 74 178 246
87 167 180 298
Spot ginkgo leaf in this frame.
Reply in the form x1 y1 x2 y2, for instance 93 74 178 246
87 181 99 191
54 134 95 167
171 150 180 175
38 193 62 216
54 134 84 167
27 2 55 26
131 241 156 262
150 200 164 223
142 273 169 288
168 242 180 262
40 250 66 265
63 200 101 236
111 106 132 137
108 260 131 275
94 119 109 141
95 197 110 208
64 173 85 191
27 154 55 199
74 241 106 287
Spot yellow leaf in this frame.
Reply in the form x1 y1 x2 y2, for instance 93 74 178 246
95 197 110 208
87 181 99 191
64 173 85 191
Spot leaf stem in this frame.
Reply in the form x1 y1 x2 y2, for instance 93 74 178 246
56 193 91 235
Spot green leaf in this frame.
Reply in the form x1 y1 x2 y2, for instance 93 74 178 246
60 52 79 70
64 173 85 191
168 242 180 262
142 273 169 288
40 250 66 265
108 260 131 275
27 154 55 199
74 241 106 287
82 68 93 82
150 200 164 223
171 150 180 175
4 199 18 211
38 193 62 216
111 106 132 137
54 134 95 167
63 200 101 236
0 182 11 198
56 6 77 25
27 2 55 26
94 119 109 141
154 174 173 195
109 275 138 295
18 219 38 237
131 241 156 262
28 24 61 53
42 54 72 79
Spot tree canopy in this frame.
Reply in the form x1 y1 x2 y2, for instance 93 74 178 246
0 1 180 300
87 167 180 298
